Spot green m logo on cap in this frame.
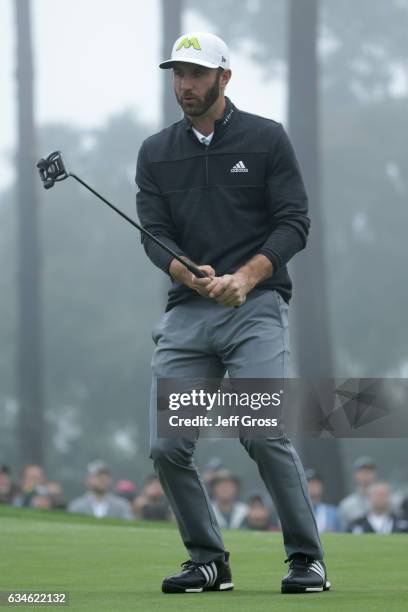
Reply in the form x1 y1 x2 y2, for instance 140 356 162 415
176 37 201 51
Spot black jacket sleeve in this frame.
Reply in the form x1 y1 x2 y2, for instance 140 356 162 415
257 125 310 272
135 141 185 275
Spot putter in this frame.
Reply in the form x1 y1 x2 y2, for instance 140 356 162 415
36 151 208 279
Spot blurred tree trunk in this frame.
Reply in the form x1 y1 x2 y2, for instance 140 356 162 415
160 0 183 305
288 0 345 502
161 0 183 126
15 0 44 465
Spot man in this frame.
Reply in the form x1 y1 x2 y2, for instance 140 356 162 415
348 481 408 534
338 456 377 529
0 465 19 504
13 464 46 507
305 469 342 533
242 492 279 531
68 460 134 520
136 31 330 595
114 480 137 504
133 474 171 521
201 457 224 495
210 470 248 529
45 481 66 510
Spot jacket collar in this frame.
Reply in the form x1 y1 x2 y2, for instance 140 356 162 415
183 97 236 137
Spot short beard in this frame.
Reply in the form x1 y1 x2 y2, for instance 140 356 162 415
176 69 222 117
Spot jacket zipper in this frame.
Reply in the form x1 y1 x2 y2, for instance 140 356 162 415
204 143 209 186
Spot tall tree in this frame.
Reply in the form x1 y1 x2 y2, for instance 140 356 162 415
188 0 408 378
161 0 183 126
160 0 183 305
15 0 44 465
288 0 345 501
289 0 330 377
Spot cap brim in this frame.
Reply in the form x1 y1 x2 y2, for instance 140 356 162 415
159 58 219 70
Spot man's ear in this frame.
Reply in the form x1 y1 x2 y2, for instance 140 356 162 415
220 69 232 90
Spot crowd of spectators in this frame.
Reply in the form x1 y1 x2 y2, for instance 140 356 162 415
1 456 408 534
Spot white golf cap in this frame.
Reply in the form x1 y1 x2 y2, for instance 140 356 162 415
159 31 230 70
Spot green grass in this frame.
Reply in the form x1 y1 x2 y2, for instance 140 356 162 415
1 506 407 611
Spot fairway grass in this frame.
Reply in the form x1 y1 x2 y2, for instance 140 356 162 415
1 506 407 611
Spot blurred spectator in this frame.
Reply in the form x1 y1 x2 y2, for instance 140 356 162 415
68 460 134 520
242 492 278 531
306 469 342 533
114 480 137 503
29 482 66 510
202 457 224 495
400 496 408 521
46 481 66 509
0 465 19 504
348 482 408 534
133 474 171 521
211 470 248 529
21 482 66 511
338 456 377 528
30 485 52 510
13 464 46 507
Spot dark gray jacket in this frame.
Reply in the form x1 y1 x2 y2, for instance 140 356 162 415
136 98 310 311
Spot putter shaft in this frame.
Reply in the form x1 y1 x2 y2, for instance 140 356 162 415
69 173 207 279
37 151 210 280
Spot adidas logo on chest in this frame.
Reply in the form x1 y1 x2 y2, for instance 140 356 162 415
231 161 248 173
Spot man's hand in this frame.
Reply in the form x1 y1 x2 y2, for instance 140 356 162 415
169 254 273 307
169 258 215 295
206 254 274 307
190 265 216 297
206 271 251 307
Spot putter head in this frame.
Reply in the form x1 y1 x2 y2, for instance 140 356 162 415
36 151 69 189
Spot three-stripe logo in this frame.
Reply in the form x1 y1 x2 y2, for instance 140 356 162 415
198 561 218 587
231 161 248 173
309 561 325 581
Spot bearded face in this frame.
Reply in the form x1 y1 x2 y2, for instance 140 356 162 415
173 64 224 117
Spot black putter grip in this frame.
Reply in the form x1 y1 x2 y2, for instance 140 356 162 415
183 261 208 278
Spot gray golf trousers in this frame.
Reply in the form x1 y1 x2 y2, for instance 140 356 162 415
149 288 323 563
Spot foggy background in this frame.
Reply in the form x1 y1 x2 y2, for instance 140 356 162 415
1 0 407 501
